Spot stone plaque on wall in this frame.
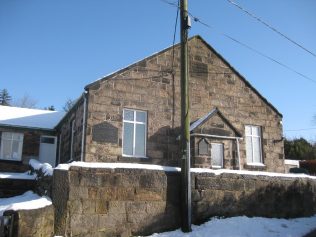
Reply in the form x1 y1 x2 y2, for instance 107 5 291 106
198 139 209 156
92 122 118 144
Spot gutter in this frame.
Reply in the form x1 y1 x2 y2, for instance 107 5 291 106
0 124 56 134
190 133 243 140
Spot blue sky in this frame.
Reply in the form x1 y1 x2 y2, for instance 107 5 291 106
1 0 316 141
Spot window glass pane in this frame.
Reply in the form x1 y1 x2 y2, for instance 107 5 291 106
136 111 146 123
2 140 12 159
12 133 23 141
252 137 261 163
245 126 251 135
246 137 253 163
123 123 134 155
211 143 223 167
124 110 134 121
252 126 260 136
2 132 12 139
12 140 20 160
135 124 146 156
41 137 55 144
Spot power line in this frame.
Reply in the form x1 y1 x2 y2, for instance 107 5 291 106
285 128 316 132
226 0 316 59
160 0 178 8
189 17 316 84
171 0 180 70
159 0 316 84
222 34 316 84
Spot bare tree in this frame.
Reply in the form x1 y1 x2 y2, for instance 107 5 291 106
13 93 38 108
63 98 76 112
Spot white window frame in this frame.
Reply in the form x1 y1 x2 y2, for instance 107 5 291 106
245 125 263 165
0 132 24 161
122 109 147 158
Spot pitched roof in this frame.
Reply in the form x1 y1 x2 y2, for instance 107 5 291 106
0 105 65 130
190 108 218 131
190 107 242 137
85 35 282 117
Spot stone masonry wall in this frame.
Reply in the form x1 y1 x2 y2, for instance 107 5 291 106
53 166 316 237
53 167 181 237
57 97 85 163
3 205 54 237
192 172 316 223
192 137 236 169
84 36 284 172
191 112 239 169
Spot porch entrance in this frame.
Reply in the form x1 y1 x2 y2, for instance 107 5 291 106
39 136 57 167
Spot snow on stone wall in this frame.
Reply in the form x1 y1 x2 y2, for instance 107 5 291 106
53 164 316 236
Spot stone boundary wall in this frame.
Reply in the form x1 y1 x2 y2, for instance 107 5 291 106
192 172 316 223
53 167 181 237
53 167 316 237
3 205 54 237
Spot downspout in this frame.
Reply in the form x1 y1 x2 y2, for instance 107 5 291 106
80 91 88 162
236 138 241 170
57 134 62 165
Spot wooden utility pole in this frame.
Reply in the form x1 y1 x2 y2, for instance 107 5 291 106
180 0 192 232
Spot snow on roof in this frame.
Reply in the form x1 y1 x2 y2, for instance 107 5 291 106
0 105 65 130
0 172 36 180
0 191 52 216
55 162 316 179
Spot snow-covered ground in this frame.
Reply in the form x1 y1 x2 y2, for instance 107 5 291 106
146 216 316 237
0 191 52 216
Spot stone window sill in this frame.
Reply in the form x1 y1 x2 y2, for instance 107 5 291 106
244 163 266 171
246 162 265 167
119 156 151 163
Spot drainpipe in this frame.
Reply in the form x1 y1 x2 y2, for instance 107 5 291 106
236 138 241 170
80 91 87 162
57 134 62 165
